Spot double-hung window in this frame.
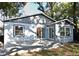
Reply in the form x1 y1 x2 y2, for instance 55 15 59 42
59 27 65 36
59 27 70 36
14 25 24 36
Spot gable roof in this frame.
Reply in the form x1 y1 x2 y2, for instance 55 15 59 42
3 13 56 22
47 19 76 26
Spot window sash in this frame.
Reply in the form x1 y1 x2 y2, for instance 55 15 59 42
14 25 24 36
59 27 70 36
66 28 70 36
49 27 54 38
59 27 65 36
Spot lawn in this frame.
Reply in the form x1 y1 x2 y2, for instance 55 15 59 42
12 42 79 56
27 43 79 56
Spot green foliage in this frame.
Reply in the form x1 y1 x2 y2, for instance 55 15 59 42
35 2 77 21
36 2 79 30
50 2 73 20
0 2 25 17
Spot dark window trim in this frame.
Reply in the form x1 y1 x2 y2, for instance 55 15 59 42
48 27 54 39
13 24 25 37
59 26 70 37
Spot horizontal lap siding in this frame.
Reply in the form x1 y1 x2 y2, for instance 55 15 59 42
4 22 49 46
4 15 55 47
4 23 36 45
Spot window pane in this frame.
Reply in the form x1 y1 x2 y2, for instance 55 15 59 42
51 29 54 38
59 27 65 36
66 28 70 36
49 28 51 38
42 28 45 38
60 32 65 36
49 28 54 38
59 27 70 36
15 26 23 36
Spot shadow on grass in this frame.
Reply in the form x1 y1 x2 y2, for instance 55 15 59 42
29 48 66 56
31 43 79 56
29 50 58 56
5 42 79 56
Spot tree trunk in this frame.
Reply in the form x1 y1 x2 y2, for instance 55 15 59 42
50 3 53 18
73 2 77 41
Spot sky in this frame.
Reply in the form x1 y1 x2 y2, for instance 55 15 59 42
23 2 47 16
0 2 47 19
23 3 42 16
0 2 43 21
0 2 46 21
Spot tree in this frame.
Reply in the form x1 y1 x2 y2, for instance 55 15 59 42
35 2 74 20
35 2 56 18
0 2 26 36
36 2 79 41
73 2 78 41
0 2 26 20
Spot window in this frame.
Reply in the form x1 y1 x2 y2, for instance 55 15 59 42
37 27 41 38
37 27 45 38
49 28 54 38
41 28 45 38
59 27 65 36
66 28 70 36
37 27 54 39
14 25 24 36
59 27 70 36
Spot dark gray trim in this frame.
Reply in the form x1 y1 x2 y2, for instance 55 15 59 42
13 24 25 37
47 19 75 26
3 13 56 22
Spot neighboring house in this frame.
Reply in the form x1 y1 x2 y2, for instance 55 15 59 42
3 13 75 47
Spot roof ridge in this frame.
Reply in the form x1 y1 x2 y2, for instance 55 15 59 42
3 13 56 22
47 19 75 26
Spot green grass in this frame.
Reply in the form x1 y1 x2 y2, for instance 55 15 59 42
9 43 79 56
30 43 79 56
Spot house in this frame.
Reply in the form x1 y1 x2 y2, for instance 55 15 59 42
3 13 75 48
47 19 75 43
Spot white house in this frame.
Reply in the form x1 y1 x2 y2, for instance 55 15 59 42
3 13 75 48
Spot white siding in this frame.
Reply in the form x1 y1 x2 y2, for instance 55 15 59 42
4 22 50 46
55 24 60 36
